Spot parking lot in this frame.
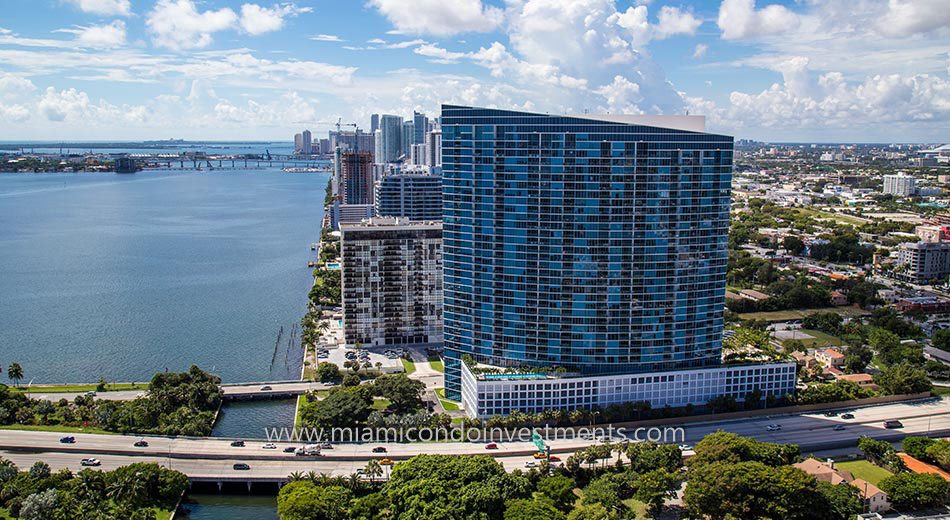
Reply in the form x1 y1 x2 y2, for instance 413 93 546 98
316 344 404 374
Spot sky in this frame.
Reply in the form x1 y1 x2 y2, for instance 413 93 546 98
0 0 947 142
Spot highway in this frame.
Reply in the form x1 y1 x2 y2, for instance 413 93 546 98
27 380 335 402
0 397 946 480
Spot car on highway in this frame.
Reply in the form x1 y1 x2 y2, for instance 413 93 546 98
320 442 333 449
379 458 394 466
548 456 561 463
134 439 149 447
60 436 75 444
532 452 547 459
261 443 277 450
841 413 855 420
283 446 297 453
884 420 903 429
84 391 97 397
824 411 838 417
230 440 245 447
372 446 387 453
232 463 250 471
765 424 782 431
524 461 537 468
485 443 498 450
80 458 100 467
260 385 272 391
833 425 846 431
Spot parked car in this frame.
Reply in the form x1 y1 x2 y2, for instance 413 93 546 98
372 446 387 453
884 420 903 429
230 440 245 447
60 436 75 444
80 458 100 467
261 443 277 450
485 443 498 450
232 463 250 471
134 439 149 447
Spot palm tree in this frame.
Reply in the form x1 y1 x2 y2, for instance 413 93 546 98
7 363 23 387
288 471 305 482
364 459 382 483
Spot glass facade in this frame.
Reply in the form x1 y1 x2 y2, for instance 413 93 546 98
440 106 734 399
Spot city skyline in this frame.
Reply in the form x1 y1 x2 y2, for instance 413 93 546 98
0 0 945 142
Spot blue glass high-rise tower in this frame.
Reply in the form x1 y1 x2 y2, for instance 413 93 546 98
441 106 734 399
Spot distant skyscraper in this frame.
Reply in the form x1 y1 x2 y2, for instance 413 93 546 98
330 130 374 154
440 105 795 414
375 171 443 221
409 143 427 166
413 111 427 145
371 113 380 135
294 132 303 153
318 138 330 155
341 151 374 205
883 174 916 196
378 115 403 163
425 130 442 168
302 129 312 154
402 121 414 159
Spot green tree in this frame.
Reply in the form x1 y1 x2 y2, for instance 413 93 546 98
316 362 341 383
566 503 615 520
878 473 950 509
633 469 680 514
687 431 799 468
19 489 58 520
300 388 371 428
581 475 623 512
7 363 23 387
815 480 862 520
924 440 950 470
902 436 936 461
782 235 805 255
874 363 932 394
869 328 902 364
277 481 352 520
536 475 576 512
372 374 426 414
363 459 383 484
685 461 822 520
504 497 564 520
932 329 950 352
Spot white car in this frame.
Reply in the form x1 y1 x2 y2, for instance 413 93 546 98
678 444 693 452
261 443 277 450
524 461 537 468
80 458 100 467
765 424 782 432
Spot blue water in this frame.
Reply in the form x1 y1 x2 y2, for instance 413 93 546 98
178 494 278 520
0 169 327 383
211 398 297 439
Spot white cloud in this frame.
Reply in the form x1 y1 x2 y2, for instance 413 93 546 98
368 0 503 36
693 43 708 59
146 0 239 50
414 43 468 63
311 34 343 42
717 0 800 40
653 6 703 40
55 21 126 49
877 0 950 38
239 3 311 36
65 0 131 17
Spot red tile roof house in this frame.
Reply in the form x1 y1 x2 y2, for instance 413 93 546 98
793 458 891 514
816 348 847 369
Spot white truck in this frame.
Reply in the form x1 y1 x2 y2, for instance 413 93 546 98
295 444 321 456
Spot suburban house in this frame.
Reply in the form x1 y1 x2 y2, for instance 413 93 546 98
793 458 891 514
815 348 847 369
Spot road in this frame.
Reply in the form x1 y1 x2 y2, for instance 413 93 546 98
0 397 947 480
27 380 336 402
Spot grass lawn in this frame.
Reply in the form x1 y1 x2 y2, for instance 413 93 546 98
933 386 950 396
0 424 115 435
793 207 868 226
738 307 870 322
428 358 444 373
401 358 416 375
295 395 306 428
435 388 459 411
795 329 843 348
836 460 893 486
13 382 146 394
622 498 651 519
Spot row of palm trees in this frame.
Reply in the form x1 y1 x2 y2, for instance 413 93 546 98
287 459 387 489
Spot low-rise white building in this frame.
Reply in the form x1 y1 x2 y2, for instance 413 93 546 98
460 362 797 419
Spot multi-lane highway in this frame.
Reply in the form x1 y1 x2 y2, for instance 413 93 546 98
27 380 334 402
0 397 946 480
